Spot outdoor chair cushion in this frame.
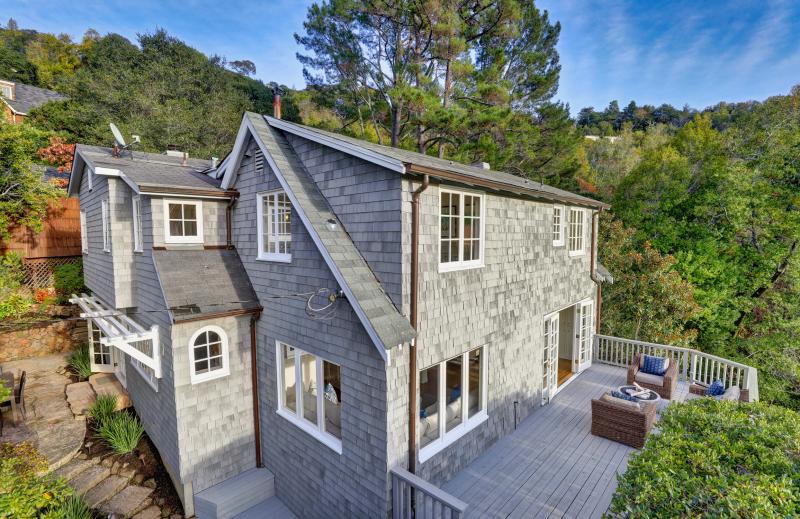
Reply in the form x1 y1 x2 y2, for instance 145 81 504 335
719 386 741 401
611 389 638 402
641 355 669 375
635 371 665 386
707 380 725 396
601 393 641 411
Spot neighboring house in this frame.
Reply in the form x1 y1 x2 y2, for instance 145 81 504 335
0 79 66 124
68 110 609 518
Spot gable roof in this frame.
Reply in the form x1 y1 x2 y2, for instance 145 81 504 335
69 145 231 198
239 112 416 360
264 116 609 210
1 81 66 115
152 249 261 322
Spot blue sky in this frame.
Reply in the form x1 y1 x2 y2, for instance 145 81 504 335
6 0 800 113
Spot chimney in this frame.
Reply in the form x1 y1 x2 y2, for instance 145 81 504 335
471 161 491 170
270 82 284 119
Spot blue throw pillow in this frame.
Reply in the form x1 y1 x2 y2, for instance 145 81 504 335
641 354 667 375
611 389 638 402
707 380 725 396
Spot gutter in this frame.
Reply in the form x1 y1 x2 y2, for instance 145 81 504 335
590 210 603 331
409 174 429 474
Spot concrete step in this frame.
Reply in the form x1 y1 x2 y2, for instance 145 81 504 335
234 495 297 519
69 465 111 495
98 485 155 518
53 458 97 481
84 475 130 508
195 468 276 519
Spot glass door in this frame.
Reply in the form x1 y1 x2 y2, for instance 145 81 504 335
574 301 594 372
542 313 559 405
88 321 113 373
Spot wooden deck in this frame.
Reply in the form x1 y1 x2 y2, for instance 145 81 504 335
441 363 689 518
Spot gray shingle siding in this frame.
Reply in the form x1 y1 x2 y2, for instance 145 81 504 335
231 138 392 518
150 197 227 248
79 168 115 307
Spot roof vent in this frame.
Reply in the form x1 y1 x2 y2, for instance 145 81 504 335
164 150 185 158
471 161 491 170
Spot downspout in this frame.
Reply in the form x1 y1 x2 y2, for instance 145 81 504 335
226 193 239 249
590 210 603 331
250 311 263 467
409 174 429 474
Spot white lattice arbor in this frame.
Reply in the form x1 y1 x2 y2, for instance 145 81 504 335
69 293 162 378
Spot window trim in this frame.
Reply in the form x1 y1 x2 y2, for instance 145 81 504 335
438 188 486 272
188 325 230 384
256 191 292 262
552 205 565 247
163 199 204 244
419 346 489 463
132 196 143 252
80 210 88 253
275 341 342 454
101 199 110 253
568 208 585 257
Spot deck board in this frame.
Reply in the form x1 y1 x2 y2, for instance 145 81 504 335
441 363 688 518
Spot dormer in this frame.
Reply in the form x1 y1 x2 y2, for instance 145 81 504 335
0 80 15 100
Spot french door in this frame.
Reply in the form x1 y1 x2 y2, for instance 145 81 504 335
542 313 559 405
574 300 594 372
88 321 113 373
113 346 127 388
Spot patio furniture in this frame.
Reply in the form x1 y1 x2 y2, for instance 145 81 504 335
627 353 677 400
617 384 661 408
689 382 748 402
0 370 26 426
591 393 656 448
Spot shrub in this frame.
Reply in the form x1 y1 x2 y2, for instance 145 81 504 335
0 442 73 518
0 291 34 319
97 412 144 454
53 493 92 519
0 378 10 404
609 399 800 517
0 252 25 293
53 262 86 304
88 394 118 426
67 345 92 381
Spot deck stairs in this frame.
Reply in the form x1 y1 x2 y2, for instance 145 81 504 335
195 467 296 519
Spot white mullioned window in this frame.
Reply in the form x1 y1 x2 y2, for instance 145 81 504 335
189 326 230 384
164 199 203 244
257 191 292 262
418 346 488 463
552 205 565 246
101 199 111 252
80 210 88 253
0 81 13 99
568 208 585 256
132 196 143 252
276 342 342 453
439 189 484 271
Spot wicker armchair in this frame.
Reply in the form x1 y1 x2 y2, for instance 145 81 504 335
591 396 656 448
627 353 678 400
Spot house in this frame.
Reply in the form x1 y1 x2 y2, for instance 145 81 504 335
0 79 66 124
67 108 610 518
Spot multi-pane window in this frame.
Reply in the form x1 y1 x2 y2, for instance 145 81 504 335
440 190 483 270
189 326 229 384
552 205 564 246
0 82 12 99
80 210 88 253
88 320 110 366
132 196 143 252
164 200 203 243
257 191 292 261
101 199 110 252
568 208 585 256
277 342 342 451
419 346 487 461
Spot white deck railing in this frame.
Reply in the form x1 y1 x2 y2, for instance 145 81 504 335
391 467 467 519
594 335 758 401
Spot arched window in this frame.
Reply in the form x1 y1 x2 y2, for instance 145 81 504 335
189 326 229 384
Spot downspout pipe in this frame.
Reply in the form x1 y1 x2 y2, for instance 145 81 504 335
250 311 263 467
590 210 604 331
226 193 239 249
409 174 430 474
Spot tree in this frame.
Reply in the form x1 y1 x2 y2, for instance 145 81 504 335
230 59 256 76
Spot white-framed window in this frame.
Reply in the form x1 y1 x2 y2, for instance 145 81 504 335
0 81 13 99
189 326 230 384
257 191 292 262
101 199 111 252
439 189 484 271
275 342 342 453
552 205 565 246
132 196 143 252
568 208 585 256
164 199 203 244
80 210 88 253
419 346 488 463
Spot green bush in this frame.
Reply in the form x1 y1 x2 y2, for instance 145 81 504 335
88 394 118 426
0 252 25 293
53 262 86 304
52 493 92 519
0 442 73 518
0 377 10 404
0 291 34 319
67 345 92 381
609 399 800 517
97 412 144 454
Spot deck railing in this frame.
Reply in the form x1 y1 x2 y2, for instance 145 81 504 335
391 467 467 519
594 334 759 401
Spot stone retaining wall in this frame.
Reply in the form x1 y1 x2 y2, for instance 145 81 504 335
0 305 87 362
